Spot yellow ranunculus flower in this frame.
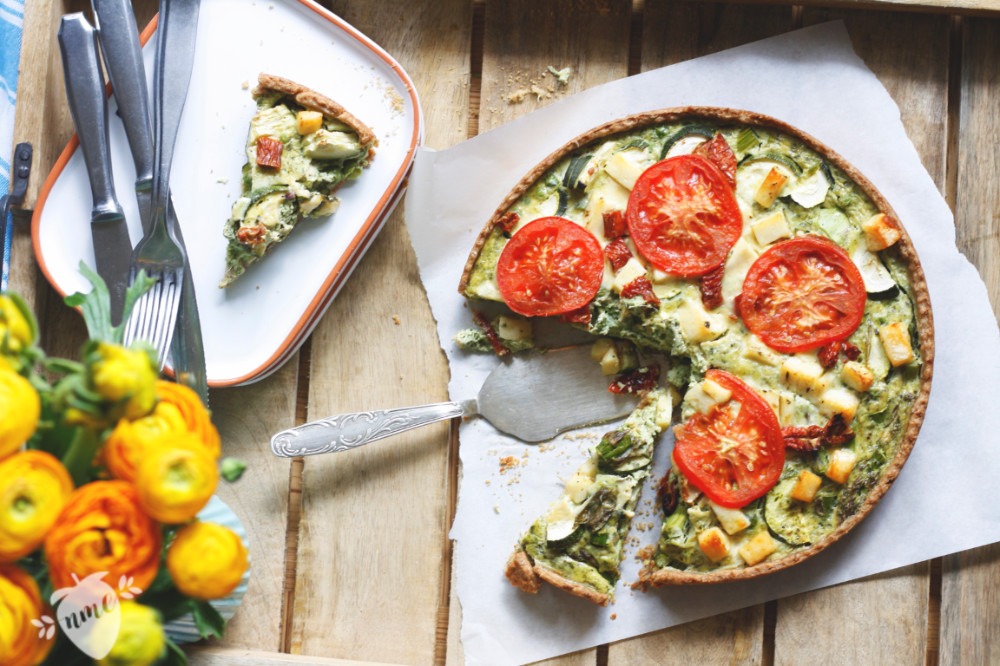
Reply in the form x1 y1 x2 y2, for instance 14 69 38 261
134 439 218 524
0 370 40 460
167 521 248 600
0 295 35 355
96 601 165 666
0 451 74 562
91 343 157 421
0 563 52 666
103 380 220 483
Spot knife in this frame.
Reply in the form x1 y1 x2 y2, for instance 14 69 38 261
92 0 208 404
58 14 134 326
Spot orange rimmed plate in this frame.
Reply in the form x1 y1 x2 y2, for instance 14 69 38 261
32 0 422 386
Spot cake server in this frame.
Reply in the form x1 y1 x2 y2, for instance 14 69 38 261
270 345 638 457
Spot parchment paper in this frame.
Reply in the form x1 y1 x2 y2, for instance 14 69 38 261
403 22 1000 666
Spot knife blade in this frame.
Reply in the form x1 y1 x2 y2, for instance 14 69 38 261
92 0 208 404
58 14 133 326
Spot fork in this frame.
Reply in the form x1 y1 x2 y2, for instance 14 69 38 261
121 0 201 365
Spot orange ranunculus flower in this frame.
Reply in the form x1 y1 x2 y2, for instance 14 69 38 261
153 381 220 457
103 381 220 483
0 563 53 666
134 440 218 524
0 451 74 562
167 521 248 600
0 370 40 460
44 481 161 592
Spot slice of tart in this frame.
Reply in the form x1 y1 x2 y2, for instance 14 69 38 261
505 387 672 605
220 73 377 287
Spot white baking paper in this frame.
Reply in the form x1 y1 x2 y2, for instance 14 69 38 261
403 21 1000 666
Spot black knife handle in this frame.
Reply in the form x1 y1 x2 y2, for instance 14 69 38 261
58 14 124 222
91 0 154 184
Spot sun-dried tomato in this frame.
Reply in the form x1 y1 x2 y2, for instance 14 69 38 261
604 238 632 272
471 310 509 357
818 341 841 369
782 414 855 451
657 472 679 516
693 133 737 188
497 211 520 235
603 209 627 240
236 225 266 247
700 263 725 310
621 275 660 306
256 136 283 169
609 365 660 395
842 341 861 361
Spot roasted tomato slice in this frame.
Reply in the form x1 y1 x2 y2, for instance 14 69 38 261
496 216 604 317
672 369 784 509
625 154 742 277
739 236 867 353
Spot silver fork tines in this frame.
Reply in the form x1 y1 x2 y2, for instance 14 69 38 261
122 261 182 367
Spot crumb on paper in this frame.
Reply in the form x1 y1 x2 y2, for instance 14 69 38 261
241 80 250 89
493 505 500 515
610 613 617 621
392 314 401 325
500 456 520 474
216 178 229 185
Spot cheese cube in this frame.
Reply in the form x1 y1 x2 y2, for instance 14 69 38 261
296 110 323 135
751 210 792 246
790 470 823 502
743 334 780 367
702 378 732 404
753 167 788 208
841 361 875 392
684 382 723 415
652 391 674 429
709 502 751 535
780 356 827 396
825 448 858 484
604 150 648 191
591 338 615 362
566 458 598 503
495 315 531 343
721 238 760 303
611 257 649 294
862 213 902 251
698 527 731 563
878 322 915 367
739 530 777 566
675 300 726 343
818 387 860 421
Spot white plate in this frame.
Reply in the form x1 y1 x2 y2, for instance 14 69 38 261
33 0 422 386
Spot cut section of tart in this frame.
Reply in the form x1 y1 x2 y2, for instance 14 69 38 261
460 108 933 586
220 73 377 287
505 388 673 605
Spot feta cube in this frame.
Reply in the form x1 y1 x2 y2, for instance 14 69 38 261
753 167 788 208
698 527 731 563
862 213 902 251
751 210 792 246
780 355 827 396
841 361 875 392
709 501 751 535
878 322 915 367
818 386 860 421
825 448 858 484
611 257 649 294
739 530 777 566
790 469 823 503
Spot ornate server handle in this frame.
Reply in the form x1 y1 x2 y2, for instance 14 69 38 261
270 400 476 457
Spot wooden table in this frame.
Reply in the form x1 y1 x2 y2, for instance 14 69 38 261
12 1 1000 664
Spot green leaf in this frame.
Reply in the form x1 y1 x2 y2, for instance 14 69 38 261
190 600 226 639
64 262 156 344
162 638 189 666
60 428 101 486
220 457 248 482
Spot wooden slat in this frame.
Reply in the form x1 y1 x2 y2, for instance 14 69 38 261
187 646 401 666
608 3 792 663
768 9 951 665
713 0 1000 17
940 15 1000 666
469 1 631 664
288 0 470 663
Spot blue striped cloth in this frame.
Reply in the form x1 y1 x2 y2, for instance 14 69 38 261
1 0 25 289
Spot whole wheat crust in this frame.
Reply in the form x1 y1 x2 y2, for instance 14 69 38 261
463 107 934 588
505 549 611 606
255 73 377 149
